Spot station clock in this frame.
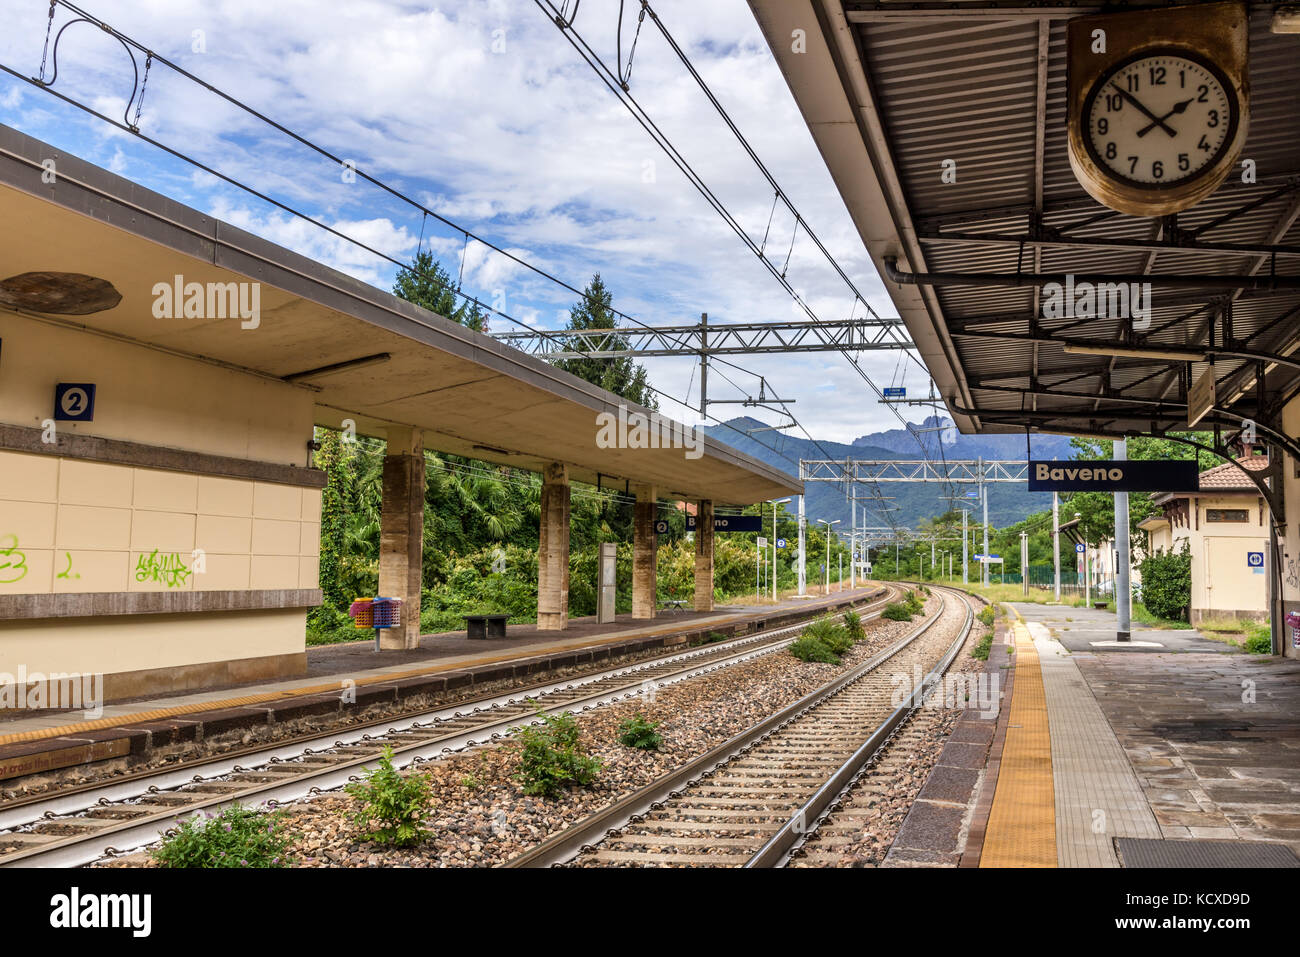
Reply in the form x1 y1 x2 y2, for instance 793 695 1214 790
1067 2 1249 217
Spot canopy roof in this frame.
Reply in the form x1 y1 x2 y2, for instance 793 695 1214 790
0 125 800 504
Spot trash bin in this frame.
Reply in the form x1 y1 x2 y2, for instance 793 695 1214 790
371 597 402 630
348 598 374 629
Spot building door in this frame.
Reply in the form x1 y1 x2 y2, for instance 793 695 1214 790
1202 536 1269 619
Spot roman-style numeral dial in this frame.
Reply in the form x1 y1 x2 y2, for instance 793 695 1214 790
1083 50 1238 189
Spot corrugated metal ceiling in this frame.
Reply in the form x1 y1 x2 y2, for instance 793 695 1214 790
846 0 1300 439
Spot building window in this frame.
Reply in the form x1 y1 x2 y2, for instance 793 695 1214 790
1205 508 1249 523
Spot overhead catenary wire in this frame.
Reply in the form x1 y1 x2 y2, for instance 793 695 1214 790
9 1 891 531
19 0 843 460
532 0 941 532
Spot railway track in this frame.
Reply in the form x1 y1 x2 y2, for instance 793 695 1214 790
781 706 953 867
0 586 899 868
505 586 974 868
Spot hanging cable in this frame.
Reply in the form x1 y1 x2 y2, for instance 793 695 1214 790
759 190 778 257
781 215 799 280
456 231 470 291
616 0 647 91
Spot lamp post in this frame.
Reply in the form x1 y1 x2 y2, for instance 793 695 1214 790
816 518 840 595
1076 511 1090 607
771 498 791 602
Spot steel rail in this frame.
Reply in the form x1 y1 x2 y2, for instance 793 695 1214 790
504 588 956 868
747 589 975 868
0 589 896 868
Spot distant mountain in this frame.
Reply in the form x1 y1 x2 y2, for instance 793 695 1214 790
705 415 1079 531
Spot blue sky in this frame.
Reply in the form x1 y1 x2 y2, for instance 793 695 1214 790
0 0 933 445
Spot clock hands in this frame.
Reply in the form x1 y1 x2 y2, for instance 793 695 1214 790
1109 83 1178 138
1137 97 1196 138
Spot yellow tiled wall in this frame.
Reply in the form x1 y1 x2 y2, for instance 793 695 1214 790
0 450 322 596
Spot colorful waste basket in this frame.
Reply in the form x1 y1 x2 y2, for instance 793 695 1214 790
371 597 402 630
348 598 374 629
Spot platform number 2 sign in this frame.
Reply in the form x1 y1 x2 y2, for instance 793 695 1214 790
54 383 96 422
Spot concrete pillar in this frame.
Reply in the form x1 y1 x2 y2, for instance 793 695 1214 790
1281 398 1299 658
378 427 425 650
797 494 807 596
1115 438 1132 641
537 462 570 630
694 499 714 612
632 484 657 619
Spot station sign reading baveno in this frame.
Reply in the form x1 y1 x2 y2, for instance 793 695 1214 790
1028 459 1200 493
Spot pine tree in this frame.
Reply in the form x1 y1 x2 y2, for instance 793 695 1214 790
555 274 657 409
393 250 488 332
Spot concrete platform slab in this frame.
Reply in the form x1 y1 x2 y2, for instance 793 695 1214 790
1011 603 1238 654
937 596 1300 867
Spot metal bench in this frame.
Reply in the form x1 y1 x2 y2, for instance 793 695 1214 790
465 613 510 639
659 599 688 614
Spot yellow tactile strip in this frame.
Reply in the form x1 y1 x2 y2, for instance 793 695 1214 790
980 621 1058 868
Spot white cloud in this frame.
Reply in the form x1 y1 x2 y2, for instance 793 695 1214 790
0 0 914 445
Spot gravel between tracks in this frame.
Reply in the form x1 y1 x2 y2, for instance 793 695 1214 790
789 600 996 867
101 592 945 868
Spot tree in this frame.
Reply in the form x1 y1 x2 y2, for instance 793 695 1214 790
393 250 488 332
316 427 351 609
1139 542 1192 621
555 274 657 408
1064 432 1222 556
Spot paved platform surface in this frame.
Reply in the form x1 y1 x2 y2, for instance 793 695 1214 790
1011 603 1238 654
974 602 1300 866
0 586 877 743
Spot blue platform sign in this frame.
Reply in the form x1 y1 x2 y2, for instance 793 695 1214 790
1248 551 1265 573
883 387 906 398
1075 543 1086 553
776 538 787 549
654 520 669 535
54 383 95 421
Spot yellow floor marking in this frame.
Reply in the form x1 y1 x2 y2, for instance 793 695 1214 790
980 620 1057 868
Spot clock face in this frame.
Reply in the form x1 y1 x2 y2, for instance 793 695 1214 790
1083 49 1239 190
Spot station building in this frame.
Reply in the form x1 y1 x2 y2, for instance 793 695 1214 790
1140 455 1271 623
0 125 799 702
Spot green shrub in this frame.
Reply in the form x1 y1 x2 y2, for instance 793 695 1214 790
1139 544 1192 622
789 635 841 664
805 617 853 654
971 632 994 660
306 604 363 646
618 713 664 750
512 710 601 798
152 804 293 868
843 610 865 641
977 605 996 627
346 745 434 847
904 590 924 615
882 602 913 622
1244 622 1272 655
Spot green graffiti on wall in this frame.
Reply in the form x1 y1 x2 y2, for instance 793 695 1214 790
56 551 80 580
0 535 27 583
135 550 191 589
